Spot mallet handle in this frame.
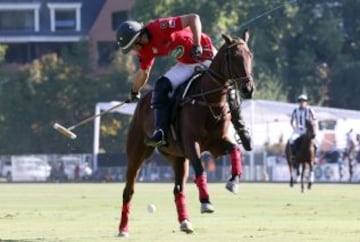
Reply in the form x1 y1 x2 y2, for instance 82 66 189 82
68 101 126 130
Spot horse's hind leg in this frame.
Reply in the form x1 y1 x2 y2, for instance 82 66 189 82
182 141 213 213
118 134 154 237
169 156 194 233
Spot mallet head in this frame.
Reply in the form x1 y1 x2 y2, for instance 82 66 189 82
53 123 77 139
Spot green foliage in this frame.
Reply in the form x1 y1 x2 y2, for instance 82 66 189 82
132 0 360 109
1 1 360 154
0 44 7 65
0 42 133 154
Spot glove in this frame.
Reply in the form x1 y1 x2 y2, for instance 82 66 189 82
191 44 203 58
125 89 140 103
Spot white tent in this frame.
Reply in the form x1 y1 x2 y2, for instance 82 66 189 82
92 99 360 173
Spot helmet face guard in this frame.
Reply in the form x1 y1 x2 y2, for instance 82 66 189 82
116 21 143 54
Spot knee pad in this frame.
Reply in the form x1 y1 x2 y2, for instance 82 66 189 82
152 76 173 108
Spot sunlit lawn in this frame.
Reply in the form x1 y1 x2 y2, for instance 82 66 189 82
0 183 359 242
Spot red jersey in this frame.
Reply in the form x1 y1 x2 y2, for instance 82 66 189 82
137 16 214 70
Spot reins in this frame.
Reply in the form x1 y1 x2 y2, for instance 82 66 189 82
182 39 252 121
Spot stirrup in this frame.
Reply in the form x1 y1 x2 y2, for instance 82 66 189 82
146 129 167 147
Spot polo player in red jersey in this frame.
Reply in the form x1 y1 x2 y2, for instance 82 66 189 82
115 14 252 151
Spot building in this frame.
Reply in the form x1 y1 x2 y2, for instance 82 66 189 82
0 0 135 67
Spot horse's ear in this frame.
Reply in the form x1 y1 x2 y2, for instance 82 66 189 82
242 29 250 43
221 34 232 44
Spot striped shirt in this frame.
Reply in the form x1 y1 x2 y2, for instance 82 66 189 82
291 107 316 129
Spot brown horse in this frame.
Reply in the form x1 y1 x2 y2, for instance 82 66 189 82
286 119 316 193
118 31 254 236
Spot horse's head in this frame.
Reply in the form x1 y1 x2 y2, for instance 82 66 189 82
305 119 316 139
211 30 255 98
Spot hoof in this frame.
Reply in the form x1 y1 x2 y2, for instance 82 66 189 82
201 202 215 214
118 231 129 237
225 180 239 194
180 219 194 233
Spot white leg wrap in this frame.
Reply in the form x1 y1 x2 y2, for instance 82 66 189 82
310 171 314 183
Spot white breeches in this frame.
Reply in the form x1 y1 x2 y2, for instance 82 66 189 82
289 128 305 144
289 128 318 149
164 60 212 90
164 47 218 91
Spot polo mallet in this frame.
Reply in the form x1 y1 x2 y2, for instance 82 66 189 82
53 101 127 139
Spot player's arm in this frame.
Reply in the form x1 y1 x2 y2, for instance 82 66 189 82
290 110 296 129
180 14 202 46
132 68 151 93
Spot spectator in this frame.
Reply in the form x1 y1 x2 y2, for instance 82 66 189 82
74 164 80 181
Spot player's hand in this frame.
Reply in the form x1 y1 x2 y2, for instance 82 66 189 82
125 89 140 103
191 44 203 58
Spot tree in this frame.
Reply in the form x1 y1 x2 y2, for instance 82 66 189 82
0 42 134 154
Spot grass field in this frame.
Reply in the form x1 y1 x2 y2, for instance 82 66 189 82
0 182 359 242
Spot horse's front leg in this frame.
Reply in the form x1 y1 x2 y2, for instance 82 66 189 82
118 163 139 237
220 140 243 194
295 162 301 184
301 163 305 193
183 142 214 214
171 157 193 233
349 158 354 182
286 144 294 187
289 162 294 187
308 161 314 190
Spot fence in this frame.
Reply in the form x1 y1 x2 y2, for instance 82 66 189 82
0 153 359 183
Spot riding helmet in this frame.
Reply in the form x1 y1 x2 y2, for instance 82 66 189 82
115 20 143 54
297 94 308 102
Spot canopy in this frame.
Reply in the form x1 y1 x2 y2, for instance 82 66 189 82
92 99 360 171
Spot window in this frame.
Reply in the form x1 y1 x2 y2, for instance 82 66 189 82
0 10 34 31
112 11 128 30
55 10 76 31
0 3 40 32
47 3 82 32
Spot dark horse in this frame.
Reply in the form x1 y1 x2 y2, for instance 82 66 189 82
286 119 316 193
118 31 254 236
342 132 357 182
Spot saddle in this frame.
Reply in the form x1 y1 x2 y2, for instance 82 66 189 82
167 72 203 144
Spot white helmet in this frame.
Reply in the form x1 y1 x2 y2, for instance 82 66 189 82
297 94 308 102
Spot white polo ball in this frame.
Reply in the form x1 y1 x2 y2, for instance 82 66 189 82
147 204 156 213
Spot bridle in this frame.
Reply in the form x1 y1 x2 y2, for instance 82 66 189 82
224 40 253 86
184 39 253 120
